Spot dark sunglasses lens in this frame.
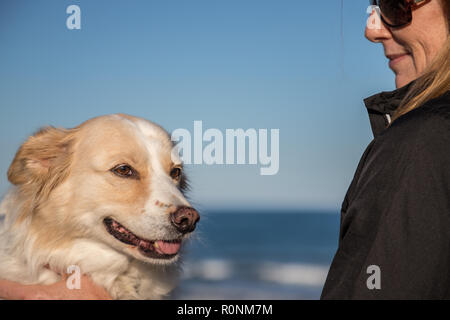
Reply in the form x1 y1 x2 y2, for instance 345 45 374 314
376 0 412 27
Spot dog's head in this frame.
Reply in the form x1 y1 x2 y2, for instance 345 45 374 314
8 114 199 265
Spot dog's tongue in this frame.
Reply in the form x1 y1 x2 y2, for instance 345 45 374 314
155 241 181 255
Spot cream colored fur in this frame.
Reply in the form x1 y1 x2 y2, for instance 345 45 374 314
0 114 193 299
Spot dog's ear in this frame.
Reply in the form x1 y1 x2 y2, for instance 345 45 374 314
8 127 76 190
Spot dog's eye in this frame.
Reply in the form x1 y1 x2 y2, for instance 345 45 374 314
112 165 136 178
170 167 182 180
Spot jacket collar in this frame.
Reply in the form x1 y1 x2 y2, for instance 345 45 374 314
363 81 415 138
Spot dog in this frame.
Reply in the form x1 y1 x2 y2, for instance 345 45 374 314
0 114 199 299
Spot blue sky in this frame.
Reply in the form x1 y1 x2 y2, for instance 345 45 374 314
0 0 395 211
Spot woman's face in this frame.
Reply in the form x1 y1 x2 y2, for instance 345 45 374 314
366 0 448 88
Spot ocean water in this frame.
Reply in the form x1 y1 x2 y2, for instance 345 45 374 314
170 211 340 300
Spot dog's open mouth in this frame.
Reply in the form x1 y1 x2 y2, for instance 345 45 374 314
103 218 181 259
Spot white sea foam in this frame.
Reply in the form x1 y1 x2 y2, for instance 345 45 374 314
182 259 329 287
258 262 329 287
182 259 233 281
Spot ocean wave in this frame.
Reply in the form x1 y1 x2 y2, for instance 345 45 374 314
258 262 329 287
181 259 329 287
182 259 233 281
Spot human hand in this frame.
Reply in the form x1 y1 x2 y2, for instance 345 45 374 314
0 274 112 300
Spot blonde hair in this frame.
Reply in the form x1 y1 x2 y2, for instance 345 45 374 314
392 0 450 122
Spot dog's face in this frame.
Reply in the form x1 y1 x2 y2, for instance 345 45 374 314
8 114 199 265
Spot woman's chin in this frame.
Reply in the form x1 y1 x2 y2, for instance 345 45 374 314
395 77 409 89
395 74 416 89
391 56 418 89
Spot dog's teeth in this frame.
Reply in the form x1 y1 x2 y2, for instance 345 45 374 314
154 242 159 249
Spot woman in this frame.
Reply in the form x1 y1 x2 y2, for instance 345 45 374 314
322 0 450 299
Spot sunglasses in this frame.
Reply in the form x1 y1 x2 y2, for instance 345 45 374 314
370 0 429 28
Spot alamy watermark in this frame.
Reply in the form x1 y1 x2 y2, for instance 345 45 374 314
66 265 81 290
66 5 81 30
171 121 280 176
366 5 382 30
366 265 381 290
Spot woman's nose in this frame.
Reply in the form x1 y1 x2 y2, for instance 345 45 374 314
365 9 391 43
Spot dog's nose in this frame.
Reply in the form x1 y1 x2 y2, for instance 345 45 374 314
170 206 200 234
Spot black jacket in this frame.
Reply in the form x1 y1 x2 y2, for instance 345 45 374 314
321 83 450 299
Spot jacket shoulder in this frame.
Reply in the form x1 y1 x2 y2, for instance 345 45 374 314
385 91 450 143
371 91 450 178
397 91 450 125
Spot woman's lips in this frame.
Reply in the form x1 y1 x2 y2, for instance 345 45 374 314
387 53 410 69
